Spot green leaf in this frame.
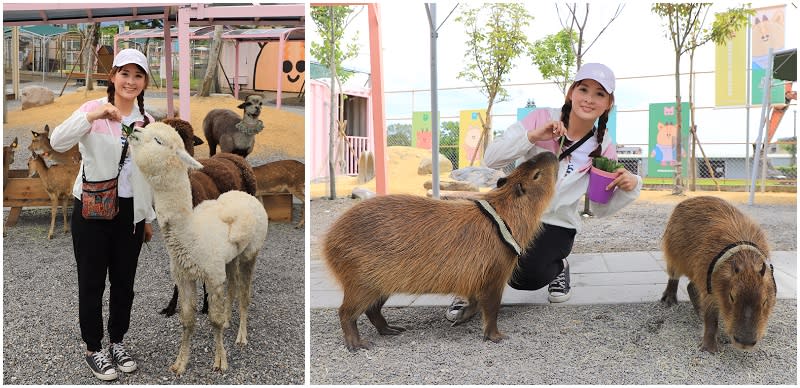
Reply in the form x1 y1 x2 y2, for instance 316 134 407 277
592 156 624 172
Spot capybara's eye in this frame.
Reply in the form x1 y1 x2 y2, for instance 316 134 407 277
729 293 735 303
533 171 541 180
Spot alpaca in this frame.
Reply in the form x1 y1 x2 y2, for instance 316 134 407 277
203 94 264 158
158 118 258 317
27 152 80 239
130 122 268 374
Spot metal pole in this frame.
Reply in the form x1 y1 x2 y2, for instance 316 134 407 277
745 15 751 182
748 48 773 205
427 3 440 199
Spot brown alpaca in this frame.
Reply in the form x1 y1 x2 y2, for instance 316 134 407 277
27 153 80 239
203 94 264 158
253 159 305 228
660 196 777 353
323 152 558 351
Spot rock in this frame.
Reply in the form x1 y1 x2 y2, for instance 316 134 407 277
423 179 479 192
450 166 506 188
20 85 54 110
351 187 376 200
357 151 375 184
417 154 453 175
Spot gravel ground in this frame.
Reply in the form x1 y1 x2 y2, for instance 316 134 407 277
309 192 797 385
3 204 305 385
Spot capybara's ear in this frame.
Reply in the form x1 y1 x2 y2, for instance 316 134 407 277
496 177 507 188
760 262 767 277
237 102 248 109
515 182 525 196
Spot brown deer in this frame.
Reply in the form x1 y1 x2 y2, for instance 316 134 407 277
27 153 80 239
29 125 81 165
3 137 19 188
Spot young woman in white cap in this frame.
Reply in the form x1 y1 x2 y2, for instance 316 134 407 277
50 48 155 381
446 63 642 322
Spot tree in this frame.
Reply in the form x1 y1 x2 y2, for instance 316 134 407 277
530 29 579 95
456 3 533 164
387 123 412 146
311 5 362 199
652 3 753 195
556 3 624 68
84 22 101 91
199 25 224 97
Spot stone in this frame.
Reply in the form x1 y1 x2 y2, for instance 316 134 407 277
20 85 54 110
450 166 506 188
417 153 453 175
357 150 375 184
423 179 479 192
351 187 376 200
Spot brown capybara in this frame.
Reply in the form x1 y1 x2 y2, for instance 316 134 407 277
660 196 777 353
323 152 559 351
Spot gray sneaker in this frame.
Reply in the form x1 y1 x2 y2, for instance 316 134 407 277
445 296 470 322
85 351 118 381
109 342 137 373
548 261 572 303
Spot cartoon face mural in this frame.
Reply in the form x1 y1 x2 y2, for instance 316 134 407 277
751 10 785 59
254 41 305 92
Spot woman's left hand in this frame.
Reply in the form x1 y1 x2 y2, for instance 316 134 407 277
143 223 153 242
607 168 638 192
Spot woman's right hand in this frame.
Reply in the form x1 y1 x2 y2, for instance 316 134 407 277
527 120 567 143
86 103 122 123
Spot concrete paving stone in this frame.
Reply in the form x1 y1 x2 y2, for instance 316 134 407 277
771 251 797 277
569 253 609 273
602 251 663 272
573 271 669 287
773 270 797 299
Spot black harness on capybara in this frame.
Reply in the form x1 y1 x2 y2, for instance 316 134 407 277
706 241 776 295
473 199 522 256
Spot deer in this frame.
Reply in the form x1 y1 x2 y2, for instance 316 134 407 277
29 125 81 166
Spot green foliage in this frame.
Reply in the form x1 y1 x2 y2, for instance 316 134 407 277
387 123 412 146
592 156 624 173
777 136 797 157
529 29 579 95
455 3 533 103
310 6 360 84
651 3 753 55
776 166 796 176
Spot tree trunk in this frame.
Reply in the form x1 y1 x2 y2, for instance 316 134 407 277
200 26 223 97
672 52 684 195
327 6 337 199
85 23 100 91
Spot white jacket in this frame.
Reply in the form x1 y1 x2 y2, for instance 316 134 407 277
484 108 642 231
50 98 156 226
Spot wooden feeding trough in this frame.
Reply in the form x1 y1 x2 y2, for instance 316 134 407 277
255 190 294 223
3 169 57 227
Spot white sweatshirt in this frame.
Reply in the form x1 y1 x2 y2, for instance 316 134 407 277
49 97 156 226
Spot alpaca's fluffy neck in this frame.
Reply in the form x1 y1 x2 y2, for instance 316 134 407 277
151 170 205 280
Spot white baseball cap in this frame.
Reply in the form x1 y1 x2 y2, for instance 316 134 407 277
574 63 615 94
112 48 150 75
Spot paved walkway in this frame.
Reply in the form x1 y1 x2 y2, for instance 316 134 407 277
310 250 797 308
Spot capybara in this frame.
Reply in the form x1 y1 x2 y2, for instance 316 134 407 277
660 196 777 353
323 152 559 351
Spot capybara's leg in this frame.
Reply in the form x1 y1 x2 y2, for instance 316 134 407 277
338 287 377 351
700 305 720 353
479 286 508 343
660 278 679 306
451 296 480 326
365 296 406 335
686 281 701 316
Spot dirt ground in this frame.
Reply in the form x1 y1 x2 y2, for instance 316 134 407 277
2 87 304 166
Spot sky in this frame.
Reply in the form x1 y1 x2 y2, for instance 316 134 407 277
308 1 799 157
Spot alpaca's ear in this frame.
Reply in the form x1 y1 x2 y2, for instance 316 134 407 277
177 148 203 170
237 101 248 109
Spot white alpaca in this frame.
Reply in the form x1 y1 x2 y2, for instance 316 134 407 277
129 122 268 374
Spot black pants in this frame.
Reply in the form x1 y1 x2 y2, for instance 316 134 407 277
507 223 577 291
71 197 144 352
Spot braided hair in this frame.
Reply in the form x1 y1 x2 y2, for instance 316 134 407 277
106 65 151 127
559 80 614 156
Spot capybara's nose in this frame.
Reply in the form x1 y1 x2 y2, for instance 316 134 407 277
734 336 757 347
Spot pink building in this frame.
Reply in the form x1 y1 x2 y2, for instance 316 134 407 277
309 78 373 181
